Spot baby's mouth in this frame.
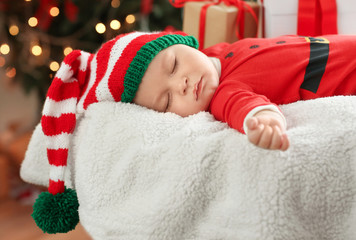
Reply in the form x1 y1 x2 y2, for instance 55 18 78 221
194 77 203 101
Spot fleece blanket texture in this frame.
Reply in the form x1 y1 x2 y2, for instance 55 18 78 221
21 96 356 240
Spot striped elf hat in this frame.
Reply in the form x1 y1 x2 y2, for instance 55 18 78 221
32 31 198 234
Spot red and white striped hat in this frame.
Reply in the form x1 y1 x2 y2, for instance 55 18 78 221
32 31 198 234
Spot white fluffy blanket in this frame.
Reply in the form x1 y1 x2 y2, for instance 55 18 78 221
21 96 356 240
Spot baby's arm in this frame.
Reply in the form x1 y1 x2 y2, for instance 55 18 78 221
245 109 289 151
208 81 289 150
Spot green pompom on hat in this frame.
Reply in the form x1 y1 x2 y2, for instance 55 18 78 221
33 31 198 234
32 188 79 234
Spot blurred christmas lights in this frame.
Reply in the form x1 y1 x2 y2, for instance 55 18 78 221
64 47 73 56
95 23 106 34
49 61 60 71
49 7 60 17
110 20 121 30
28 17 38 27
31 45 42 56
111 0 120 8
126 14 135 24
6 67 16 78
0 44 10 55
1 0 161 97
9 25 19 36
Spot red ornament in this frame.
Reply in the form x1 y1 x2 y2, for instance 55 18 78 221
141 0 153 15
164 25 177 32
34 0 78 30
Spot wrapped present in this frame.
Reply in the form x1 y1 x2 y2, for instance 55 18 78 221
180 0 260 49
264 0 356 38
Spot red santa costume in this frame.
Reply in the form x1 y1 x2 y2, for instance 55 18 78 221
203 35 356 134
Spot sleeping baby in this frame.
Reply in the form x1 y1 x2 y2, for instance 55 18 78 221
34 31 356 233
133 33 356 151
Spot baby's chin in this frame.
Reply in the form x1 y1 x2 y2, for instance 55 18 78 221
192 99 212 115
200 102 211 113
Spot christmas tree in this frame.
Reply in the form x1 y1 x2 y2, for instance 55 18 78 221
0 0 182 104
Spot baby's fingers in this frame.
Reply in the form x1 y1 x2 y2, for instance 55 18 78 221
269 126 283 150
280 133 290 151
257 125 274 149
247 123 264 146
246 117 259 131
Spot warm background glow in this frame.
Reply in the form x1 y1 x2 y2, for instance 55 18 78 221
126 14 135 24
0 44 10 55
95 22 106 34
110 20 121 30
9 25 19 36
111 0 120 8
63 46 73 56
31 45 42 56
28 17 38 27
49 61 60 71
49 7 60 17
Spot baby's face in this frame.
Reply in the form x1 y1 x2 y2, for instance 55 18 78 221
133 44 219 117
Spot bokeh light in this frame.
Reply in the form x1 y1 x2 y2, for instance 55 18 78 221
49 7 60 17
110 20 121 30
31 45 42 56
28 17 38 27
49 61 60 71
63 46 73 56
95 23 106 34
9 25 19 36
126 14 135 24
0 44 10 55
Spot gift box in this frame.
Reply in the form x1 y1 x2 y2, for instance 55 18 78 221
183 1 260 49
264 0 356 38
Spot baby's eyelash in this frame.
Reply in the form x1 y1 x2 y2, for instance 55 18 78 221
171 57 177 73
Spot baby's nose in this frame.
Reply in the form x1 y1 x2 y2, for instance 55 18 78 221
179 78 188 95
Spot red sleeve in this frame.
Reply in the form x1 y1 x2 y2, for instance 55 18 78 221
209 80 278 134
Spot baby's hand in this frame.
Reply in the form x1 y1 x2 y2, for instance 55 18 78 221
246 110 289 151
